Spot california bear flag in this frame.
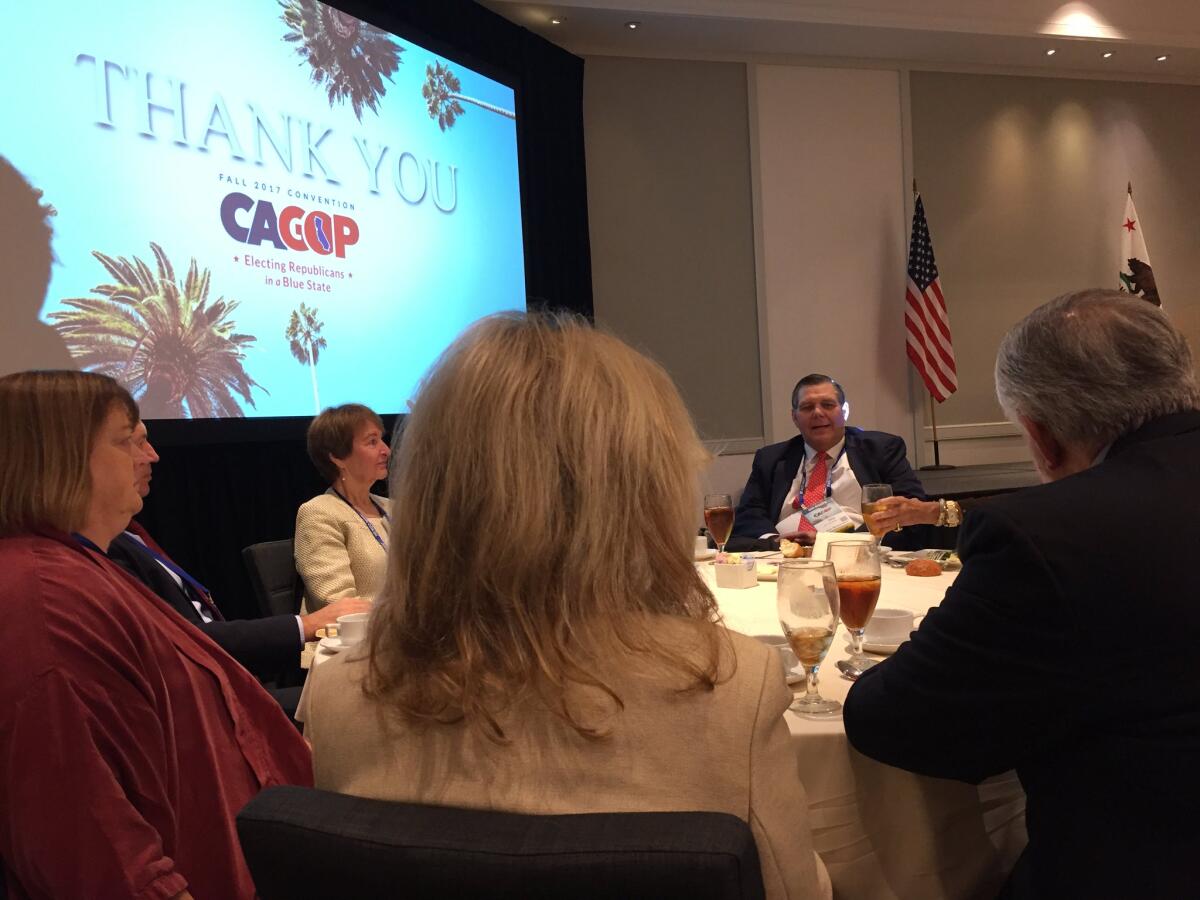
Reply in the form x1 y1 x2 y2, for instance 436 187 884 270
1119 188 1161 307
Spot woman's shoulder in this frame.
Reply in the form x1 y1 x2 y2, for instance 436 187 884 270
654 616 772 662
0 535 163 676
1 532 118 601
297 490 344 518
629 617 775 700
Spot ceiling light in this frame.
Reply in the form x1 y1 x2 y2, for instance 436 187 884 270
1039 4 1125 41
1046 49 1057 56
1157 54 1169 62
1102 51 1113 58
550 17 562 25
626 21 640 30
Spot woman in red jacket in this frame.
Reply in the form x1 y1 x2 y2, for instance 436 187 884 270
0 370 312 900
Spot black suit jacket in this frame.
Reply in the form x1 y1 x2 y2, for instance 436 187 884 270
731 427 930 549
108 531 301 676
844 411 1200 898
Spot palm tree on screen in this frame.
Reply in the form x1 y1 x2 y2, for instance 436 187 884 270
422 61 514 131
51 243 263 418
286 303 327 415
280 0 403 121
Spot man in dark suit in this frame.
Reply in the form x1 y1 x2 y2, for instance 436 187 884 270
731 374 950 550
107 421 369 677
844 289 1200 897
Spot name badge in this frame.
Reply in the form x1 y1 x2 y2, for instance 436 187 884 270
803 497 856 533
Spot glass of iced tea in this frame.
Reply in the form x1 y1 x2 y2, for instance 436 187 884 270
826 540 883 670
703 493 735 555
860 483 893 541
776 559 841 717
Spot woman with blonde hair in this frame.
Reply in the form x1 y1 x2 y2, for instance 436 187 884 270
299 313 830 899
0 370 311 900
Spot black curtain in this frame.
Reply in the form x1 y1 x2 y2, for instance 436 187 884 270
139 1 590 619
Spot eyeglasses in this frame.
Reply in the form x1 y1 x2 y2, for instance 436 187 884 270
795 400 842 414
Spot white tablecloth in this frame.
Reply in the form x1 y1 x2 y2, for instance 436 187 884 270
302 557 1027 898
707 557 1027 899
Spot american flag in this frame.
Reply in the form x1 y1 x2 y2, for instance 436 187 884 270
905 194 957 402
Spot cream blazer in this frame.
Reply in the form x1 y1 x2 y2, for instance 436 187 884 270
294 490 391 611
298 619 832 900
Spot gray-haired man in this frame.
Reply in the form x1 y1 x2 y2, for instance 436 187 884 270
844 289 1200 898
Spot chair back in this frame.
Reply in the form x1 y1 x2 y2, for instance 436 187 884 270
238 786 765 900
241 540 302 618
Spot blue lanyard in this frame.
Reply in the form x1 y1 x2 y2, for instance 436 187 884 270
77 531 218 613
332 489 389 551
792 445 848 511
72 533 103 553
134 539 213 600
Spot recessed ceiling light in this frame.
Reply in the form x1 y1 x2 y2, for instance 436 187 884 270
1157 54 1169 62
626 21 640 30
1102 51 1114 59
1046 49 1057 56
550 17 562 25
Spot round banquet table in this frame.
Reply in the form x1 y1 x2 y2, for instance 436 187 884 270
704 554 1027 900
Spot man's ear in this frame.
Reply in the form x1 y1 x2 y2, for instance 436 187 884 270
1018 415 1064 472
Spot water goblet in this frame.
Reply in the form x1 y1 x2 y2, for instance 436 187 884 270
827 540 883 671
703 493 735 555
776 559 842 717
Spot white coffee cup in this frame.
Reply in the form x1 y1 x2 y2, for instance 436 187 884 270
863 608 925 645
336 612 369 645
753 634 799 673
695 535 710 556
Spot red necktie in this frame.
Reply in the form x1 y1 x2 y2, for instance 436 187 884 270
794 452 829 533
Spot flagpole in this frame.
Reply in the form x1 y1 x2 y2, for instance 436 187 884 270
909 178 956 470
921 394 955 470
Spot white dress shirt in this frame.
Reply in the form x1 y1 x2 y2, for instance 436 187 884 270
772 437 864 535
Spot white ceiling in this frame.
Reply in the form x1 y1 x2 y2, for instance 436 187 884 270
480 0 1200 81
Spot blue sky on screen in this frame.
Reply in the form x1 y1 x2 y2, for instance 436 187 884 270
1 0 525 417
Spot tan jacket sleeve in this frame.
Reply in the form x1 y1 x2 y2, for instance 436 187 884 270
747 650 833 900
294 499 358 612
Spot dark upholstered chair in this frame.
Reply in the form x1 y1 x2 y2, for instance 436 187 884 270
241 539 302 618
238 786 766 900
241 540 306 692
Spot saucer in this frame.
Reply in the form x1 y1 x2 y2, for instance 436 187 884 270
849 638 904 655
318 636 362 654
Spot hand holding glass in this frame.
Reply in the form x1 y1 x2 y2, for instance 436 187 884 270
703 493 735 554
860 483 894 540
776 559 841 717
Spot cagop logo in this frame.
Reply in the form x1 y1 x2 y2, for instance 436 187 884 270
220 192 359 258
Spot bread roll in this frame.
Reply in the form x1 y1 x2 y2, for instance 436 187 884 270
905 558 942 577
780 539 812 559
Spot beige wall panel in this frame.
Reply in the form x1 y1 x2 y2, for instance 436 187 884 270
583 56 762 443
911 71 1200 436
752 65 913 451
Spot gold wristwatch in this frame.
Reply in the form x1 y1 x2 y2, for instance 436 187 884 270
936 499 963 527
